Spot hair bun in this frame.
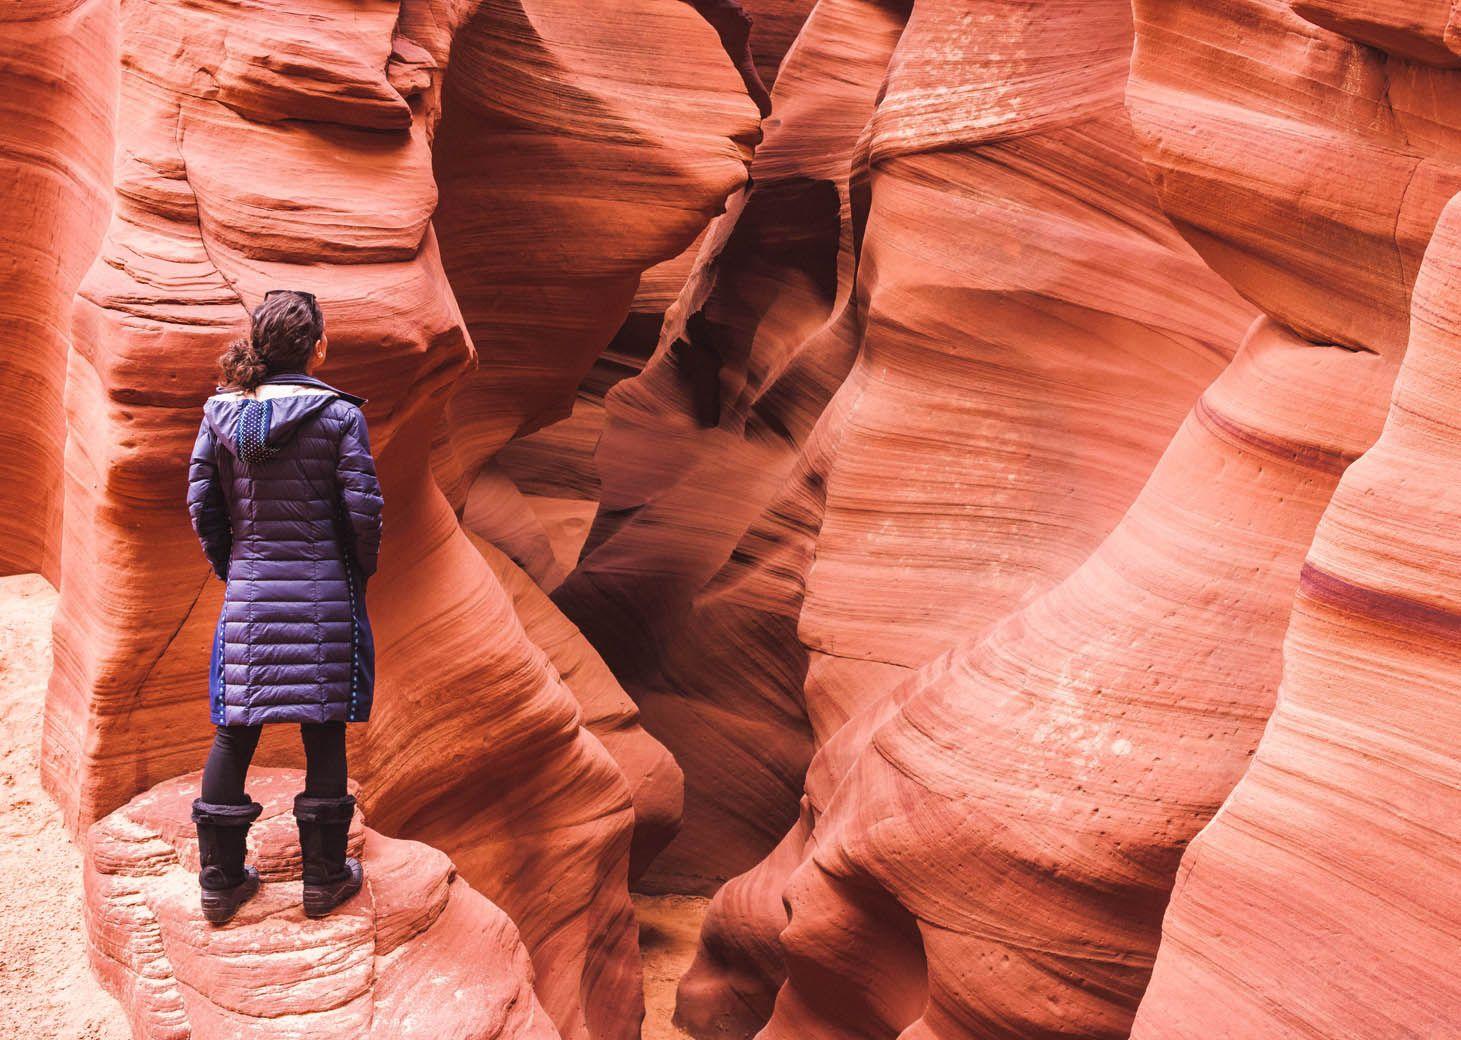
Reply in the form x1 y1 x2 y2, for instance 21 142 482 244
217 338 269 391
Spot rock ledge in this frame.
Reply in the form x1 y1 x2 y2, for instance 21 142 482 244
84 767 558 1040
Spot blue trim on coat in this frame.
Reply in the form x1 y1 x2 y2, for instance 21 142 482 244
208 610 226 725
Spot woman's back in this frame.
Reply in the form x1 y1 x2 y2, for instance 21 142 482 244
188 373 382 727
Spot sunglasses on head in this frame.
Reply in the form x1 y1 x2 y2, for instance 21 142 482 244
264 289 317 307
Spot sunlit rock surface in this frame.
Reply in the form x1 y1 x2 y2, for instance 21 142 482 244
0 1 114 581
654 0 1461 1037
1126 174 1461 1040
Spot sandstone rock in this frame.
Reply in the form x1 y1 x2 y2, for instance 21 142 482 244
570 0 1259 911
572 0 1258 1023
86 768 558 1040
736 0 818 88
755 317 1395 1040
1128 0 1461 357
488 399 613 589
28 4 758 1039
557 0 916 894
1127 189 1461 1040
429 0 759 507
5 1 1455 1038
620 0 817 334
477 538 684 879
673 0 1461 1036
0 0 114 581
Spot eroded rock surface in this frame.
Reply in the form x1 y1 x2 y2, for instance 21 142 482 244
22 3 755 1039
0 1 114 581
86 768 557 1039
1127 188 1461 1040
558 0 918 894
655 0 1461 1037
4 1 1458 1038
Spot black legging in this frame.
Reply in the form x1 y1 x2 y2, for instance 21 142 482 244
200 722 348 804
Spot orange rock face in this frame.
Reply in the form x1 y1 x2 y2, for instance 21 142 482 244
6 0 1459 1038
14 2 754 1039
86 768 557 1039
1128 184 1461 1040
648 0 1459 1037
557 0 919 894
0 2 114 581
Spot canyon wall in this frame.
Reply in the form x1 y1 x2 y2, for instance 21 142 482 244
3 1 1458 1038
1124 2 1461 1035
1128 182 1461 1040
12 2 758 1038
635 0 1461 1037
0 1 115 582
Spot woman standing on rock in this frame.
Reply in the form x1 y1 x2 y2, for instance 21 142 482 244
185 289 383 924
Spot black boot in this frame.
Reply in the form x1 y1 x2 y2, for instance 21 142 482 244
192 799 263 925
294 793 363 917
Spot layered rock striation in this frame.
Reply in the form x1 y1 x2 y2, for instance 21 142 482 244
22 3 758 1039
86 768 558 1039
1128 182 1461 1040
557 0 919 894
665 0 1461 1037
0 1 115 581
4 1 1458 1039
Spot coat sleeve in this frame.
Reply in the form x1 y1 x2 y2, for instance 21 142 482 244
186 418 232 579
336 406 384 577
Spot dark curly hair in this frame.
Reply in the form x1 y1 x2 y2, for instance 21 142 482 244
218 290 324 391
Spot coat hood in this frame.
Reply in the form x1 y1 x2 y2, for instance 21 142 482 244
203 375 360 464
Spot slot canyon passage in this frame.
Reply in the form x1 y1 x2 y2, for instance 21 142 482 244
0 0 1459 1037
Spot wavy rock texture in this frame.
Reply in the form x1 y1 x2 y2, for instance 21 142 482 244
755 318 1395 1040
429 0 758 505
86 768 557 1039
557 0 920 895
1128 190 1461 1040
27 3 755 1039
676 2 1461 1039
1128 0 1461 353
478 538 684 878
8 1 1457 1038
623 1 815 320
570 1 1257 1025
0 1 114 581
1123 8 1461 1040
497 0 819 589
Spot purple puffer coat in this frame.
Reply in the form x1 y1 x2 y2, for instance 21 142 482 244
186 373 383 726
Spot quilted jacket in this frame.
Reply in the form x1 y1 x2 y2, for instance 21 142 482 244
186 373 383 725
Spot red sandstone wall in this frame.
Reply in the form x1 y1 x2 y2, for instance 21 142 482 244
656 0 1461 1037
0 1 115 582
3 2 1457 1038
14 3 757 1039
1129 182 1461 1040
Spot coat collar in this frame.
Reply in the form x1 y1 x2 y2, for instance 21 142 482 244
244 372 366 406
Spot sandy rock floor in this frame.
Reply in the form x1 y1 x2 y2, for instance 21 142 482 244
0 573 129 1038
635 893 711 1040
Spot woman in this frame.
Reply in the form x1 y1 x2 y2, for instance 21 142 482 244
185 289 383 925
